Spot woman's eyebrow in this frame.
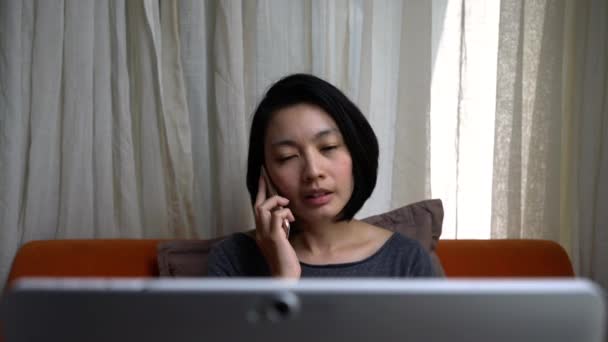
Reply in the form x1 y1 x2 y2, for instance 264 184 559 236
313 128 339 140
271 128 339 148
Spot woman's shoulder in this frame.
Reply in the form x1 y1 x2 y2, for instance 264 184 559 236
207 230 268 277
210 230 257 255
348 221 435 277
355 220 393 239
385 229 421 245
355 220 422 249
379 231 436 277
353 220 429 263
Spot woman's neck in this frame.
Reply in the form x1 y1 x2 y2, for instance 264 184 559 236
292 219 363 254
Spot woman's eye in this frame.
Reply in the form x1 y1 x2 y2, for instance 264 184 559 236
321 145 338 152
278 155 296 163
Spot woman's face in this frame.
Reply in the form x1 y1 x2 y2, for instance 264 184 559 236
263 103 354 224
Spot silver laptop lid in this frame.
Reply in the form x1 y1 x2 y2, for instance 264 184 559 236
2 278 605 342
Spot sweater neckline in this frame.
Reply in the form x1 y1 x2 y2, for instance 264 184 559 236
298 232 398 268
239 231 399 269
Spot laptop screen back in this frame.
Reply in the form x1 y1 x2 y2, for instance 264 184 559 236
2 278 605 342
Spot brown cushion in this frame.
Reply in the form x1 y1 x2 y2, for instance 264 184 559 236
157 199 444 277
157 237 225 277
361 199 443 252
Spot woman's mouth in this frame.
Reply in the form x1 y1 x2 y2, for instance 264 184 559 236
303 192 333 206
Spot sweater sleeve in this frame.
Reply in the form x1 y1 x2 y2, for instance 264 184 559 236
409 244 437 277
205 233 271 277
206 241 237 277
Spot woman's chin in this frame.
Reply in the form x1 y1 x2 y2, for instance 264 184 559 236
296 204 344 223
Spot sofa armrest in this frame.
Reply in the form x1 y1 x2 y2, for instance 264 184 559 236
436 239 574 277
5 239 164 289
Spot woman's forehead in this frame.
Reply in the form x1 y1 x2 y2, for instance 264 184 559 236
266 104 341 143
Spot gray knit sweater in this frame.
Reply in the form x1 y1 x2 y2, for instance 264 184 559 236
207 232 435 277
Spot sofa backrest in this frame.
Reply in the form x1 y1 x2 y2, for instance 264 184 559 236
5 239 163 288
4 238 574 290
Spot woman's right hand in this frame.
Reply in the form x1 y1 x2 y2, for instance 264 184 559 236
254 174 300 278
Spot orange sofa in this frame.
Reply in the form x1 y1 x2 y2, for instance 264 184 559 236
0 238 575 342
5 238 574 287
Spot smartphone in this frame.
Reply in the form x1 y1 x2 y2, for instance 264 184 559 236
261 166 280 198
261 166 290 238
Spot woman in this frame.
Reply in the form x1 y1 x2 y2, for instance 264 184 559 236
207 74 434 278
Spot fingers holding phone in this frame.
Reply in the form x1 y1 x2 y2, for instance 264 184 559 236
254 191 293 238
253 167 300 278
261 167 291 237
254 168 295 238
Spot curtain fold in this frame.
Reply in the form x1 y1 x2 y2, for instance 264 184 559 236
392 0 432 208
491 0 564 241
21 1 64 241
126 0 171 237
178 0 215 238
108 0 142 237
569 0 608 285
0 0 28 291
159 0 195 237
58 0 96 237
212 0 254 235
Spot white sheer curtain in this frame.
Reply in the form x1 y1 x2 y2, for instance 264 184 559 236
564 0 608 287
0 0 198 289
489 0 607 286
0 0 430 289
431 0 608 286
1 0 606 290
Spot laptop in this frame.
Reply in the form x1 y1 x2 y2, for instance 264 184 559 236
2 278 605 342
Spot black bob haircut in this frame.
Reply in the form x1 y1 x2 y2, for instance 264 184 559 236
246 73 379 221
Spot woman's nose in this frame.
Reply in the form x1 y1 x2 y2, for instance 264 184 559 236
302 154 324 182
